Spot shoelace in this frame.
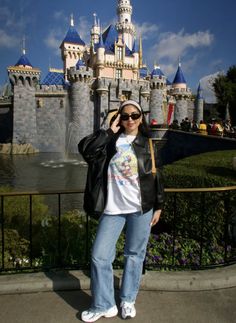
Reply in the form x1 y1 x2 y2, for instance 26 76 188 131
123 304 133 314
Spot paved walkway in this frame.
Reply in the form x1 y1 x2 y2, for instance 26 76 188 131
0 265 236 323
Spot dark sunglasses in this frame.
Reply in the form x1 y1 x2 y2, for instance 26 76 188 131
120 113 141 121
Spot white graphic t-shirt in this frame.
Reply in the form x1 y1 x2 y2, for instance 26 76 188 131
104 133 141 214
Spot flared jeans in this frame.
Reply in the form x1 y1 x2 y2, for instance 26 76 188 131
90 209 153 311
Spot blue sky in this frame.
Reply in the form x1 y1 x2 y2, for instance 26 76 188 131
0 0 235 98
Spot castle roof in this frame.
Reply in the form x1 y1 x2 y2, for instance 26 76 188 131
197 83 204 99
139 66 148 78
151 65 165 78
100 24 133 56
97 33 105 48
15 53 33 68
132 39 138 53
61 25 85 46
76 59 86 70
172 64 186 84
100 24 118 54
41 69 65 86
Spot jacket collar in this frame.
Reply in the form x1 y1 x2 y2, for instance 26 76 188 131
133 132 147 147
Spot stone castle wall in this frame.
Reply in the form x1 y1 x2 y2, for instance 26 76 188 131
35 85 68 152
5 75 195 154
12 82 38 147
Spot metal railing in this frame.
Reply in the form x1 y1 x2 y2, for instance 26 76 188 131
0 187 236 273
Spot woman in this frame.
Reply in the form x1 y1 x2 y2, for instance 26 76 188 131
78 100 164 322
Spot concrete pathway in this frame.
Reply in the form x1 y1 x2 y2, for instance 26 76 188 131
0 265 236 323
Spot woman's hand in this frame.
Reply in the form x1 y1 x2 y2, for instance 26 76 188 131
150 209 162 227
110 113 121 133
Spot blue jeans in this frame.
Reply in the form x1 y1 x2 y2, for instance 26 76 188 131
90 209 153 311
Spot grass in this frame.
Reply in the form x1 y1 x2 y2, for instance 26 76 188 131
163 150 236 187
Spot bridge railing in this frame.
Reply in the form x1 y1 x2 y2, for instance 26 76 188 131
0 187 236 273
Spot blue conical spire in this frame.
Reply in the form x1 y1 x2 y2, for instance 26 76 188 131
132 39 138 53
98 32 105 48
173 62 186 84
151 64 165 78
61 15 85 45
197 83 203 99
15 38 33 67
76 59 86 70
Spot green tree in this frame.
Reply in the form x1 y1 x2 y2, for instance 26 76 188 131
213 65 236 125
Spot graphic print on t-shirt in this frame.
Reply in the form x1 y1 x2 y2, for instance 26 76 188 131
104 134 141 214
108 141 138 186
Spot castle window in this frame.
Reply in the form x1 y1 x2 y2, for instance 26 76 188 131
117 46 123 61
116 69 122 79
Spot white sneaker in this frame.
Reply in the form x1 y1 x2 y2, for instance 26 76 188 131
81 305 118 322
120 301 136 319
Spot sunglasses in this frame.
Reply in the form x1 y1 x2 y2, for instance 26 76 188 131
120 113 141 121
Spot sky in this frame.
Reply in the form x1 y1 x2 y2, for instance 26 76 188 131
0 0 235 101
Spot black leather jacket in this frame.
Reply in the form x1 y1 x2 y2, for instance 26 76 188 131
78 129 164 216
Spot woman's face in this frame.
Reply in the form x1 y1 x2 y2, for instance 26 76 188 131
120 104 142 135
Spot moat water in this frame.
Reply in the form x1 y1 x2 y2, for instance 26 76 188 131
0 153 88 211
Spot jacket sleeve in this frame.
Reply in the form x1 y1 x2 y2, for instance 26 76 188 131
78 128 114 163
154 169 165 211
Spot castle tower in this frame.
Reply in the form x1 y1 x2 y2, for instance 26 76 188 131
7 46 40 148
67 61 93 153
132 39 139 70
90 13 101 45
149 65 167 125
96 33 105 77
60 15 86 80
170 62 192 122
195 83 204 123
116 0 135 50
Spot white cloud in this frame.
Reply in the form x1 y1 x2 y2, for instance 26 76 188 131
199 72 223 104
0 29 18 48
153 29 214 61
44 13 91 55
0 5 33 50
44 29 64 55
77 16 91 43
53 11 66 21
144 29 214 79
134 22 159 40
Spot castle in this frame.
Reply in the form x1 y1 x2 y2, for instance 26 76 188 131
0 0 204 153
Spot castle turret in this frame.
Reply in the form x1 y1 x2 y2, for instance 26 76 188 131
195 83 204 123
90 13 101 45
67 60 93 153
96 33 105 76
170 61 192 122
116 0 135 50
132 39 139 69
60 15 86 80
7 46 40 148
149 64 167 125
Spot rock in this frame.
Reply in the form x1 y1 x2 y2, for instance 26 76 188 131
0 143 39 154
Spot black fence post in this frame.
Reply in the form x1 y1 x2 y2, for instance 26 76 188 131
58 193 62 267
172 192 177 268
29 195 33 267
0 196 4 270
199 192 206 267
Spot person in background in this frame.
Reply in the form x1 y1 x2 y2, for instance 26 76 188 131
198 120 208 135
78 100 164 322
191 120 199 132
